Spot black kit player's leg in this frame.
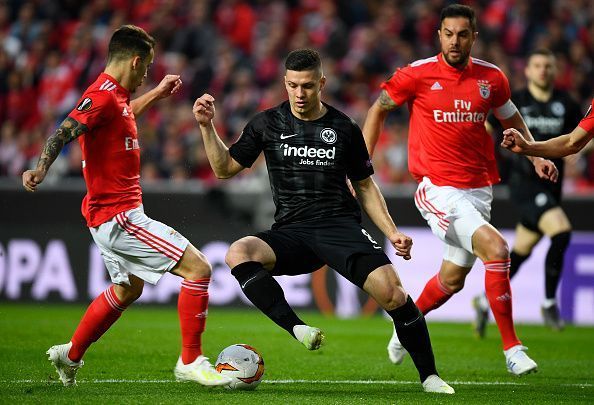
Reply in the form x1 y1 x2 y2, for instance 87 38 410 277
386 296 438 382
231 261 305 337
508 250 530 279
544 232 571 300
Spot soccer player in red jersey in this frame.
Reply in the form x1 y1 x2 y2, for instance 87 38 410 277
502 99 594 157
22 25 230 387
363 4 558 376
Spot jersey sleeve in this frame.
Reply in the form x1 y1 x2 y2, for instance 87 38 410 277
229 113 265 168
578 100 594 133
379 65 416 106
68 90 116 131
346 122 374 181
491 69 512 110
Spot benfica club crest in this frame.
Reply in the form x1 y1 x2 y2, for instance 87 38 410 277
477 80 491 99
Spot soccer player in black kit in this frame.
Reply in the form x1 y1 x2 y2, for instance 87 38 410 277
473 49 583 335
192 49 454 394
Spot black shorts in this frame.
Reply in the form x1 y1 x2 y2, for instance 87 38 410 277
509 179 562 232
254 216 392 288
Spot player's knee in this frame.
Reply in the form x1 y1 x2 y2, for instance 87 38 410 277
182 247 212 280
376 284 407 310
192 252 212 279
484 236 510 261
114 280 144 305
441 274 465 293
226 239 254 269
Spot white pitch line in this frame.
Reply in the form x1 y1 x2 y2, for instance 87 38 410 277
2 379 592 387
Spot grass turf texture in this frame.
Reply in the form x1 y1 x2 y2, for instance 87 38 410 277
1 303 592 404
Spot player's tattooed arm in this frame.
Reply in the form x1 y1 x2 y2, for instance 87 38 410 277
377 90 398 111
36 117 88 173
363 90 399 156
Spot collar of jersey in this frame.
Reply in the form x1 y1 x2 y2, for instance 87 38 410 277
99 72 130 98
438 52 473 75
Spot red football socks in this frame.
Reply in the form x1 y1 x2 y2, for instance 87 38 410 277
484 259 521 350
178 278 210 364
415 273 453 314
69 285 127 362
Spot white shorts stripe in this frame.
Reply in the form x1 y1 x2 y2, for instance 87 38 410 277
115 213 178 261
116 213 182 261
415 186 449 231
90 205 189 285
415 177 493 268
122 212 184 256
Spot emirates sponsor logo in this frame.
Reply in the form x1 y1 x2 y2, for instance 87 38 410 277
125 137 140 151
434 99 486 123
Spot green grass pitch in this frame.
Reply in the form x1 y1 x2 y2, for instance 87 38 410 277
1 303 592 404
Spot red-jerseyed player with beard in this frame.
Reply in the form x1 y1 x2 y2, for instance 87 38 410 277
363 4 558 376
22 25 230 388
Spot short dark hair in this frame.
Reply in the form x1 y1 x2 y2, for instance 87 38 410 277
528 48 555 60
285 49 322 72
107 25 155 63
440 4 477 32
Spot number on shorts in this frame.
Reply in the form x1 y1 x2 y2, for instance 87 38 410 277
362 229 381 249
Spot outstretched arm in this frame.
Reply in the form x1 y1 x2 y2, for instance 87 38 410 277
192 93 244 179
131 74 182 117
502 126 594 158
351 176 412 260
22 117 88 192
362 90 400 156
498 111 558 182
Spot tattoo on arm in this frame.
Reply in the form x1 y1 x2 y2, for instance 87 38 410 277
37 117 88 172
378 90 397 111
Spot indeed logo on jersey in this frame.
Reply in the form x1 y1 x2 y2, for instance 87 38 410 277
280 143 336 166
280 143 336 159
433 99 486 123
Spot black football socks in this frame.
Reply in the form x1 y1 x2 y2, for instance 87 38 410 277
386 296 437 382
545 232 571 299
231 261 305 338
509 250 530 279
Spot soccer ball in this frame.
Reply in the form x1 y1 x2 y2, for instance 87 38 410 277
215 344 265 390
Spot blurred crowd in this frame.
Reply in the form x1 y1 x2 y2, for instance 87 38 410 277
1 0 593 193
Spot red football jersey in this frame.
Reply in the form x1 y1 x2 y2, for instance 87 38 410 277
381 53 513 188
68 73 142 227
578 99 594 133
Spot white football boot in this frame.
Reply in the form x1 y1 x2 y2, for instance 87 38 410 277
422 374 455 394
387 328 407 364
294 325 325 350
472 294 490 338
504 345 538 376
46 342 84 387
174 355 232 386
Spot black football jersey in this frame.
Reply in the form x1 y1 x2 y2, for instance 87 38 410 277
229 101 373 225
490 89 582 190
514 89 582 186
